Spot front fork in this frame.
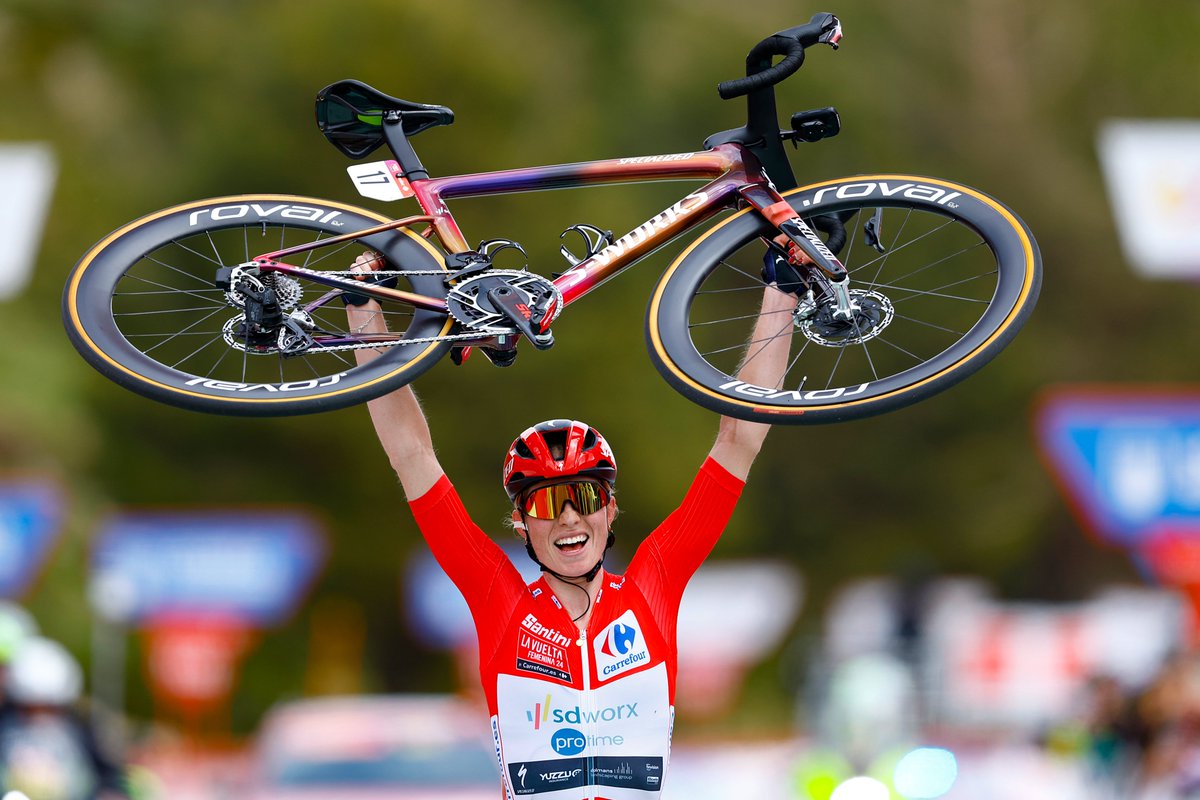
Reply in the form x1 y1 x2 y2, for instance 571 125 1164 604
740 184 859 322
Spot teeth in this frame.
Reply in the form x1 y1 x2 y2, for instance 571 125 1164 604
555 534 588 547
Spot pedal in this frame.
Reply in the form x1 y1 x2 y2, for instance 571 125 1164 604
557 223 614 270
481 339 519 367
485 284 555 350
450 346 472 365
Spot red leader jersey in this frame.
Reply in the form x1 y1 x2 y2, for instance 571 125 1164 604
408 457 744 800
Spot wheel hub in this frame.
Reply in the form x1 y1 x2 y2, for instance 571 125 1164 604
797 289 894 347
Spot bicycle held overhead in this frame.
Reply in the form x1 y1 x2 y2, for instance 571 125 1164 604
62 12 1041 422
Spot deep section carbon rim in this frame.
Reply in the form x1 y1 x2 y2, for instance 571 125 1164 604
649 177 1040 423
64 196 454 415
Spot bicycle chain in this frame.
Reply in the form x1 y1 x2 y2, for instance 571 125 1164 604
272 266 511 353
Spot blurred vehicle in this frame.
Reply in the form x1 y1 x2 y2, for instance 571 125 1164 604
246 694 499 799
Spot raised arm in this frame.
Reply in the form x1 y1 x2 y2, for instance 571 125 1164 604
345 254 445 499
708 283 798 480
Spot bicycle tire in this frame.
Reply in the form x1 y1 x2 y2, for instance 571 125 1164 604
63 194 454 416
646 175 1041 424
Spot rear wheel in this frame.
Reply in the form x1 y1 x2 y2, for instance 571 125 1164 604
62 195 453 415
647 175 1041 423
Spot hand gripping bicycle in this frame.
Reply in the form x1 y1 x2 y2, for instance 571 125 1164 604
62 13 1041 422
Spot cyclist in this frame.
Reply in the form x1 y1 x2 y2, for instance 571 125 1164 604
346 252 797 799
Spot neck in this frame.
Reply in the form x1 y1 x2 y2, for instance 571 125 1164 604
543 568 602 623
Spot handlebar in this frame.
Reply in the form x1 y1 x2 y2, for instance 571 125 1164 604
717 13 842 99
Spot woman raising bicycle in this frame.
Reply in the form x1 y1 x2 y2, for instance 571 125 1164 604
345 251 797 799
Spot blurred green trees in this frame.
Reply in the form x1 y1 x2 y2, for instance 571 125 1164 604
2 0 1198 733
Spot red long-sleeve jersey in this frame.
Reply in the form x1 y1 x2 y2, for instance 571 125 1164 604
409 457 744 799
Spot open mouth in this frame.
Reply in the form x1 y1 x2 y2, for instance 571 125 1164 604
554 534 589 554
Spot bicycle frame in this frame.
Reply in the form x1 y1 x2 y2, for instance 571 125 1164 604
251 142 805 330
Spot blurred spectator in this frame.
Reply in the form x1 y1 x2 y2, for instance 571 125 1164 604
0 603 38 719
0 637 129 800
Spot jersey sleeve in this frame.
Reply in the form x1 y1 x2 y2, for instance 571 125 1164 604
625 457 745 630
408 476 526 660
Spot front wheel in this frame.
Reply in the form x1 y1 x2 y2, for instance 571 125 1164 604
647 175 1041 424
63 195 454 416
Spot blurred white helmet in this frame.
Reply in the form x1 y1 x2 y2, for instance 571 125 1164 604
7 637 82 706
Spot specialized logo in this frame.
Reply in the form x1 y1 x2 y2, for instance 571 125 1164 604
184 374 348 393
617 153 694 164
188 203 345 227
592 610 651 679
517 763 527 789
800 181 963 209
592 191 709 268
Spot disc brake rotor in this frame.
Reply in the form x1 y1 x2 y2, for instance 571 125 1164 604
797 289 895 347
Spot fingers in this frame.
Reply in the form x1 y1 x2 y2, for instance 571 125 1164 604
350 250 385 277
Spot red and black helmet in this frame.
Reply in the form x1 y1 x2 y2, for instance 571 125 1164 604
502 420 617 502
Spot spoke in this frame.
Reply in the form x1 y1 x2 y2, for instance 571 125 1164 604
142 252 222 288
892 312 966 336
694 284 769 296
142 307 228 355
701 331 795 359
858 238 987 289
687 306 796 329
168 329 227 370
824 344 848 390
868 333 925 363
205 338 238 377
204 230 223 264
125 330 223 338
114 288 225 297
115 306 228 317
863 207 914 288
121 269 227 305
871 281 993 305
850 317 880 381
848 218 958 278
716 257 766 286
738 324 794 383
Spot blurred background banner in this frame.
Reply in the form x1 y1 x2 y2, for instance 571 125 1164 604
1036 387 1200 545
0 478 64 598
1097 119 1200 279
0 142 56 300
91 510 326 626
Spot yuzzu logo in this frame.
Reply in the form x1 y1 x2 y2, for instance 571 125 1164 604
592 610 651 680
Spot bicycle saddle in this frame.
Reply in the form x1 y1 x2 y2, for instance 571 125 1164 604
316 79 455 159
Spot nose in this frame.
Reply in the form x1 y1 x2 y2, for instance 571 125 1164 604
556 501 581 522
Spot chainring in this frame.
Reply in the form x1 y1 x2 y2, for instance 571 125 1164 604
445 270 561 332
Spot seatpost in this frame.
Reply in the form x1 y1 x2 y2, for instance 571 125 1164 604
382 112 429 180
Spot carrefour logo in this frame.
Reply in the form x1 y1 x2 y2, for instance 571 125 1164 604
601 623 637 657
592 610 651 679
